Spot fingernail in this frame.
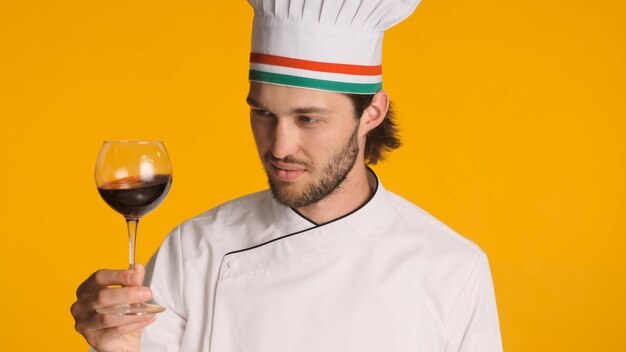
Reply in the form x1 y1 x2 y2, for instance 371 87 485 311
141 287 152 299
130 271 138 284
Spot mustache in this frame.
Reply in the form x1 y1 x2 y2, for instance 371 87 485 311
264 152 309 167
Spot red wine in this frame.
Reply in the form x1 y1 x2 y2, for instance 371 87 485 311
98 174 172 218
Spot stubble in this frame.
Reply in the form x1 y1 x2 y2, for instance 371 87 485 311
266 125 360 208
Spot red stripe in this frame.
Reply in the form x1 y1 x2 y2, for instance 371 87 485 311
250 53 382 76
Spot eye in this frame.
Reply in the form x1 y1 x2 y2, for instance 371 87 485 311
299 116 319 125
252 109 274 120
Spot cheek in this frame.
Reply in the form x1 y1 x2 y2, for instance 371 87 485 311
250 119 269 148
308 122 355 150
250 133 268 163
300 133 340 165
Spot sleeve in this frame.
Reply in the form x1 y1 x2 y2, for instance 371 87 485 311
140 226 187 351
444 252 503 352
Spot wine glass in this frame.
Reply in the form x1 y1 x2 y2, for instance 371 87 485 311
94 140 172 315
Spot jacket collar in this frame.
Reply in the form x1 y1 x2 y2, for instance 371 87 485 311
271 168 383 236
221 169 393 277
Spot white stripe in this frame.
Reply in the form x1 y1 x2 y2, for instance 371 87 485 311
250 63 382 84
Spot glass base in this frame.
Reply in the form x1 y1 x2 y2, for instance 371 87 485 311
96 302 166 315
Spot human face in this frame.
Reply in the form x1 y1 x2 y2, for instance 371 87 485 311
247 83 363 208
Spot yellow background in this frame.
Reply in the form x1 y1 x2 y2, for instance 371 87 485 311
1 0 624 350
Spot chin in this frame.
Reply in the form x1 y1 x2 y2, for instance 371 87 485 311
268 178 308 206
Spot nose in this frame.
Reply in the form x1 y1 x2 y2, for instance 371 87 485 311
271 119 299 159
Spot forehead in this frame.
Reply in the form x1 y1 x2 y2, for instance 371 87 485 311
247 82 353 113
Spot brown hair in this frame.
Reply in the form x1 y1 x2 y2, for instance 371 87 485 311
346 94 401 165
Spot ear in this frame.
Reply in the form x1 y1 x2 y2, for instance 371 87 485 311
358 91 389 137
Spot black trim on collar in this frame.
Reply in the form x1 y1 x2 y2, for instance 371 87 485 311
224 167 380 257
290 207 318 226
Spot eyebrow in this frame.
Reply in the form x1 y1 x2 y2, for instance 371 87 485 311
246 97 262 108
246 97 332 115
292 106 331 115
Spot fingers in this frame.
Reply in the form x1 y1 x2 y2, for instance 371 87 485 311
76 264 145 298
106 314 156 334
78 312 156 333
95 286 153 309
73 286 153 319
71 265 154 351
79 315 156 349
71 265 151 332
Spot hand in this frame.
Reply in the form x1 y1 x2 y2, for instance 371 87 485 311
71 264 156 352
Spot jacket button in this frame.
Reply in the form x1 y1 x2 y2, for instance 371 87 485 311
227 259 239 270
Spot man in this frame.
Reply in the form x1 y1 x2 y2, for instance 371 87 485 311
72 1 503 351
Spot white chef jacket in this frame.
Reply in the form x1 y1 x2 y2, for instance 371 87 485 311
132 175 503 352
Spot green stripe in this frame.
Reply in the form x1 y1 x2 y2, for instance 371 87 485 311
249 70 382 94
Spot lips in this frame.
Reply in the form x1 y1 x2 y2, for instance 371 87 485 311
269 161 306 181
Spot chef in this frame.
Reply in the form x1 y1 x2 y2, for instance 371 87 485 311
72 0 503 351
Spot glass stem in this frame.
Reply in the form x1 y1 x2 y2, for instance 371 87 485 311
126 218 140 271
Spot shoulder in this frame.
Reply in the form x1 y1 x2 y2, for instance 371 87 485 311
162 189 274 247
380 188 487 276
379 189 494 315
186 189 272 225
145 190 275 296
385 189 483 251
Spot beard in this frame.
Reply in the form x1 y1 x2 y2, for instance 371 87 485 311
266 125 360 208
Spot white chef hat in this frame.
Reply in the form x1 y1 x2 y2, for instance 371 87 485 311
247 0 421 94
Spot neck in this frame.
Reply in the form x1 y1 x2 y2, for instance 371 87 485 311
295 164 376 225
